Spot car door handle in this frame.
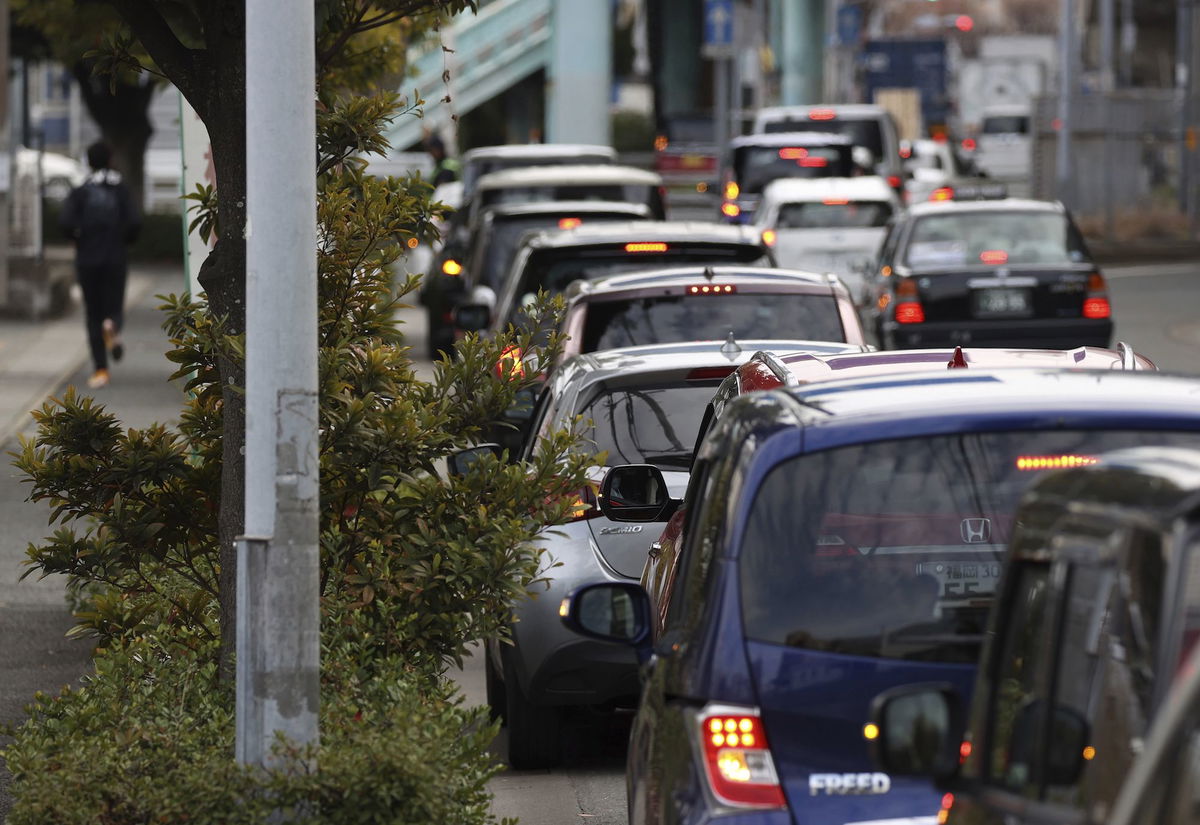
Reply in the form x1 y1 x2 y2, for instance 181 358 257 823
648 541 662 559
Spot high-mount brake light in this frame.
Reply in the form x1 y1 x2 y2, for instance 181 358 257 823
980 249 1009 264
687 284 737 295
779 147 809 160
687 366 737 380
1016 455 1099 470
761 228 777 247
442 259 464 276
930 187 955 201
697 710 786 808
558 217 582 229
809 108 836 121
822 198 850 205
625 242 669 253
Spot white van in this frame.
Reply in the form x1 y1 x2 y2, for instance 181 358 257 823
974 103 1031 181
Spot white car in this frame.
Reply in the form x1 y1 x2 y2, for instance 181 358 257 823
753 176 901 306
16 147 86 201
902 138 964 203
974 103 1031 182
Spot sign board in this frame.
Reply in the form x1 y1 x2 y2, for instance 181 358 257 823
702 0 734 59
836 4 863 46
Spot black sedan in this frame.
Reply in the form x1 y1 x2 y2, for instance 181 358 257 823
864 195 1114 350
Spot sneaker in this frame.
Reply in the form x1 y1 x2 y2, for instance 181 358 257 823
102 319 124 362
87 369 110 389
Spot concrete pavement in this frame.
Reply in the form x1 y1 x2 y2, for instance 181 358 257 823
0 262 187 822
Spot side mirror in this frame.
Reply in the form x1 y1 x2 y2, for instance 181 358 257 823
446 443 504 476
598 464 680 523
453 304 490 332
868 683 965 780
560 581 653 662
1010 699 1091 787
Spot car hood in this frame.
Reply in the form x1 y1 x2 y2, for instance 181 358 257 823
587 469 690 579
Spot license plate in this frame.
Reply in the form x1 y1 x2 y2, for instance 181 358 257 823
972 287 1032 318
917 560 1002 600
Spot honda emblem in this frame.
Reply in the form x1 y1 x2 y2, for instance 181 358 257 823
961 518 991 543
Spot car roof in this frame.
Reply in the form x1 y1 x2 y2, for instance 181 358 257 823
905 197 1067 217
474 164 662 190
519 220 763 250
478 200 653 220
565 265 841 301
981 104 1031 117
729 131 854 149
756 103 889 120
462 144 616 162
759 175 897 204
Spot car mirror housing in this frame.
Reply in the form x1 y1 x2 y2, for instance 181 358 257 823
560 581 653 662
598 464 680 522
868 683 965 781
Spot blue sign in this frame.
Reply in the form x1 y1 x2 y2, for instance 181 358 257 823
703 0 734 56
836 4 863 46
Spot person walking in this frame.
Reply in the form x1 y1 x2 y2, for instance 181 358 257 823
426 133 461 187
59 141 141 388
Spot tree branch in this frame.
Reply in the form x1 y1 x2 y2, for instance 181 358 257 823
105 0 208 118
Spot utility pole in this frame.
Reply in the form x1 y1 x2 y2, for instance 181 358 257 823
1099 0 1115 91
1056 0 1076 207
1177 0 1194 218
0 0 10 309
237 0 321 770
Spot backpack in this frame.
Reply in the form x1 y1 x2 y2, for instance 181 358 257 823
79 181 121 234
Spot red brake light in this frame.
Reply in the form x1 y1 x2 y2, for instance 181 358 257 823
687 366 737 380
899 146 913 159
938 792 956 825
687 284 737 295
887 175 902 188
809 108 836 121
563 482 601 522
1016 455 1099 471
699 711 786 808
625 242 669 253
962 137 977 151
930 187 955 201
894 302 925 324
979 249 1009 264
822 198 849 205
955 14 974 31
1083 297 1111 318
779 147 809 160
959 741 973 764
558 217 582 229
799 157 828 168
494 345 525 380
654 135 668 151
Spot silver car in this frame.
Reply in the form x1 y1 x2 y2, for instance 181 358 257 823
487 338 865 769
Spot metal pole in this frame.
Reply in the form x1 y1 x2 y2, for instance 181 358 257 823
1056 0 1076 207
1119 0 1134 86
715 56 730 158
238 0 320 770
1100 0 1115 91
1177 0 1191 215
0 0 10 309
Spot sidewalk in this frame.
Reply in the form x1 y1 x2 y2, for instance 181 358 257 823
0 262 187 822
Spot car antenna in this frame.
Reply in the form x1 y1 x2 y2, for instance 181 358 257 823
947 346 969 369
721 331 742 358
703 266 716 282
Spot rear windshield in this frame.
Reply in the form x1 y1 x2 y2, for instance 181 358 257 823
775 200 893 229
762 117 886 164
739 430 1200 664
733 145 855 195
903 211 1090 268
515 245 770 300
477 214 636 290
982 116 1030 135
462 154 613 194
480 184 663 217
581 293 844 352
576 383 716 468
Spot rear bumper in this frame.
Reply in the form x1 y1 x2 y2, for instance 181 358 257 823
525 637 640 707
884 317 1113 350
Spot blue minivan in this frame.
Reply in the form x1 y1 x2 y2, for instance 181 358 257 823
559 369 1200 825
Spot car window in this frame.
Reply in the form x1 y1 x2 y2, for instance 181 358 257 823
480 184 660 215
761 117 886 163
572 384 715 469
732 145 855 194
775 200 893 229
475 214 635 290
664 455 725 633
581 293 845 352
982 116 1030 135
903 211 1090 268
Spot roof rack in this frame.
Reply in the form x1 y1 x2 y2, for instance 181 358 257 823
1116 341 1138 370
753 350 800 387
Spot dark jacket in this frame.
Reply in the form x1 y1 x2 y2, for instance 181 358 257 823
59 169 141 268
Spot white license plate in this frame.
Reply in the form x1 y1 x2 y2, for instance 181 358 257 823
972 287 1032 317
917 560 1003 600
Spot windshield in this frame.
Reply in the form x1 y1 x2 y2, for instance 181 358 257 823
480 184 662 217
733 145 855 194
904 211 1090 268
739 430 1200 664
462 154 613 194
576 384 715 468
775 200 893 229
982 116 1030 135
581 293 844 351
478 214 636 290
762 117 886 163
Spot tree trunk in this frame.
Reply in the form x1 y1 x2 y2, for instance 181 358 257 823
70 60 156 209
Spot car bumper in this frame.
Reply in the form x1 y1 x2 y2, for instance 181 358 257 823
884 317 1113 349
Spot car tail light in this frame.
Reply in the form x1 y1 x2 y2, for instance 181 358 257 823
724 181 740 200
697 708 786 808
558 217 582 229
961 137 977 151
442 258 463 276
761 229 777 247
494 345 525 380
893 278 924 324
937 793 955 825
779 147 808 160
809 108 836 121
563 482 601 523
800 157 828 168
930 187 954 201
1083 271 1112 319
655 135 669 151
1015 455 1098 470
721 202 741 218
887 174 902 188
626 242 669 253
899 145 912 159
688 284 737 295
